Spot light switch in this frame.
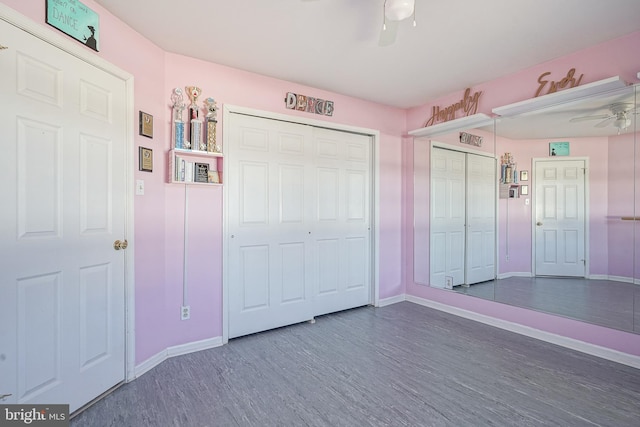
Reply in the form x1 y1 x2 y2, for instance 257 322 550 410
136 179 145 195
525 198 529 205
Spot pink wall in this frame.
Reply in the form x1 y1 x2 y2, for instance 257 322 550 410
495 135 610 275
4 0 640 361
0 0 405 364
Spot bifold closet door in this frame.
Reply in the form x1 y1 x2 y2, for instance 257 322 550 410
429 147 496 288
430 148 466 287
227 114 372 338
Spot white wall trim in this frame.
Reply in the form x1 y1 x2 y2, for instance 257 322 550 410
377 294 407 307
405 294 640 370
221 104 381 343
0 3 137 383
496 271 534 279
133 337 224 380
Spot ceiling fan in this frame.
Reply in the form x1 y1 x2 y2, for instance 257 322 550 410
302 0 417 47
380 0 417 47
570 102 637 133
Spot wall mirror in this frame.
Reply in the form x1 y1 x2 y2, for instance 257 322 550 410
446 83 639 334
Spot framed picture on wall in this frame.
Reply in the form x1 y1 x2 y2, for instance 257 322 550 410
520 170 529 181
520 185 529 196
139 147 153 172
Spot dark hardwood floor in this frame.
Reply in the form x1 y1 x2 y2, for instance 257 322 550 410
71 302 640 426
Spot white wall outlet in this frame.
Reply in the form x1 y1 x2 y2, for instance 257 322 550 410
445 276 453 290
181 305 190 320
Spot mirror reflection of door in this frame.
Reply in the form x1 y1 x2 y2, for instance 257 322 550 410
430 146 496 288
534 159 586 276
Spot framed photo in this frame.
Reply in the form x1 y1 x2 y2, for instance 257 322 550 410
520 170 529 181
549 141 570 156
139 147 153 172
520 185 529 196
139 111 153 138
194 162 210 183
208 170 220 184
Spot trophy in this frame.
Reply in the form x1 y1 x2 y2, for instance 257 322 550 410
204 97 220 153
170 88 186 149
186 86 203 151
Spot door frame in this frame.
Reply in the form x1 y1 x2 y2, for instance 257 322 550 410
531 157 590 277
1 5 136 381
221 104 380 343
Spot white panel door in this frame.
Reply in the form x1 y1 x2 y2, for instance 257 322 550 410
465 154 496 284
227 115 315 338
227 114 372 338
0 20 127 412
534 160 586 276
311 128 371 315
430 148 466 288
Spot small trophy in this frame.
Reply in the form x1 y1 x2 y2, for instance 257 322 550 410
186 86 202 151
171 88 186 149
204 97 220 153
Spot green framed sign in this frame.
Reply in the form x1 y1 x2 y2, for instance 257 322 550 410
46 0 99 51
549 141 570 157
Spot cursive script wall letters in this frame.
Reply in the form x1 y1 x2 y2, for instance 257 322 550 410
424 88 482 127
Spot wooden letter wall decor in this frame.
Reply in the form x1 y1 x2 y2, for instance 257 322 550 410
535 68 584 97
424 87 482 127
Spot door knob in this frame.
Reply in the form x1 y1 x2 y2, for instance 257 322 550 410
536 222 543 226
113 239 128 250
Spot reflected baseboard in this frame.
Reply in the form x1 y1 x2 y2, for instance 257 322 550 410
406 295 640 370
497 272 533 279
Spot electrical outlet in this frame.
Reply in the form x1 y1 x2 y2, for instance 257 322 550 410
445 276 453 290
181 305 190 320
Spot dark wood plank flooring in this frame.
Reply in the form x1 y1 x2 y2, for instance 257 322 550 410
71 302 640 426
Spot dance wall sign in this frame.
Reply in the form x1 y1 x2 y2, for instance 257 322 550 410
285 92 334 116
46 0 99 51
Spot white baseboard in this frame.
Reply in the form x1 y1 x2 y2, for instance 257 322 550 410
497 272 533 279
377 294 406 307
133 336 223 380
404 295 640 370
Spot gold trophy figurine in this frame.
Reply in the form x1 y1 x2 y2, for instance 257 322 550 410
185 86 202 150
204 97 219 153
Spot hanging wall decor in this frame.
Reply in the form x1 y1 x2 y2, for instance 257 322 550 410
46 0 99 51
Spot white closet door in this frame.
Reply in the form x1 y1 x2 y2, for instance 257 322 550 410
227 115 315 339
430 148 466 288
0 19 127 412
465 154 496 284
311 128 372 316
226 114 372 338
534 160 586 276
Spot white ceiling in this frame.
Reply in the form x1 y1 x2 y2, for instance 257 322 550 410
93 0 640 109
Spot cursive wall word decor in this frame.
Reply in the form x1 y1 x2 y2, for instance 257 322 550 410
535 68 584 97
424 87 482 127
285 92 334 116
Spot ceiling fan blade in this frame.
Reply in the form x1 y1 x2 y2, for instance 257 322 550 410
569 114 611 123
595 116 616 128
379 20 398 47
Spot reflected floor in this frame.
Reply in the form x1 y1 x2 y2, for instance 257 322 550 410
454 277 640 333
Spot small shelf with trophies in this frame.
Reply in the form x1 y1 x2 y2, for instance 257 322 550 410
499 152 520 198
168 86 223 185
